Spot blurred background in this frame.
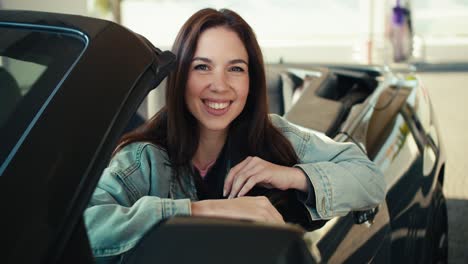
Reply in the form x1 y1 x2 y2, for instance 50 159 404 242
2 0 468 65
1 0 467 263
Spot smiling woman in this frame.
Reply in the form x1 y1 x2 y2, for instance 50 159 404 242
84 8 385 261
185 27 250 136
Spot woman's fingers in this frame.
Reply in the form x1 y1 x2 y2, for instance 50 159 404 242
237 196 284 224
224 156 298 198
256 196 284 224
269 204 285 223
228 164 263 199
225 157 271 198
237 173 264 197
223 156 252 196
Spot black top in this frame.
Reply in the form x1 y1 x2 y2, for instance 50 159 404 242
192 138 230 200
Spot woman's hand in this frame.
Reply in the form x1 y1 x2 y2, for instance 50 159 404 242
223 156 308 199
191 196 284 224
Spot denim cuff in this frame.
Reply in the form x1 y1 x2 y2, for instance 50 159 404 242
294 163 333 219
161 198 192 218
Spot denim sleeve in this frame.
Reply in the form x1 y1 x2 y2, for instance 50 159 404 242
84 143 191 258
270 115 386 220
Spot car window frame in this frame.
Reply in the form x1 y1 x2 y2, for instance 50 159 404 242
0 22 89 176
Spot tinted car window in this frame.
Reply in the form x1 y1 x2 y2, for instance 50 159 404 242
0 57 46 127
0 25 86 173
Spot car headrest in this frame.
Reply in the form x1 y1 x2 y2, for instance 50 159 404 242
266 69 300 115
0 67 21 127
266 68 285 115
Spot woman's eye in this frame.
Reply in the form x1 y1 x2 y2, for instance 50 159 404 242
194 64 209 71
230 66 245 72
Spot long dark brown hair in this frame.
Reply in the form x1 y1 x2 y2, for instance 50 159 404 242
116 8 299 193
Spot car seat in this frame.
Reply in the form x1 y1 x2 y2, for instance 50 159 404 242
285 67 375 137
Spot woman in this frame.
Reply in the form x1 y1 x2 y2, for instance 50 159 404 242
85 8 385 259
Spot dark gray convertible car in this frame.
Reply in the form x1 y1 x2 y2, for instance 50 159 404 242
0 11 447 264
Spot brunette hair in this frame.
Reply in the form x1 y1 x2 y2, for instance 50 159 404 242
116 8 299 193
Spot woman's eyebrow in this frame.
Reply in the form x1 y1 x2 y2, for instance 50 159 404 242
192 57 211 63
191 57 248 65
229 59 248 65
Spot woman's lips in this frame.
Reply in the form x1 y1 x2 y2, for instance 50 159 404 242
203 99 231 116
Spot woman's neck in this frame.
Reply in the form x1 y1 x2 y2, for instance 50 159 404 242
193 128 227 168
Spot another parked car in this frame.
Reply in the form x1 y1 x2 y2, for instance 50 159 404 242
0 11 447 263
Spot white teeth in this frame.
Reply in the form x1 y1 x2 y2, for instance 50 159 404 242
206 101 229 110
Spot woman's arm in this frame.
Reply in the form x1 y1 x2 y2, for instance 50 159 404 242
224 115 386 220
191 196 285 224
84 143 191 258
291 132 385 220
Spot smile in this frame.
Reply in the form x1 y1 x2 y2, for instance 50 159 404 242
202 99 232 116
205 100 230 110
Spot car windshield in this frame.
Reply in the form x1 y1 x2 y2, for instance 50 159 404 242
0 25 86 173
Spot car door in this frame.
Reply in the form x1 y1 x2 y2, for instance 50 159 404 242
0 11 174 263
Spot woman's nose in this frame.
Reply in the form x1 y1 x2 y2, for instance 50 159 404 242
210 70 229 92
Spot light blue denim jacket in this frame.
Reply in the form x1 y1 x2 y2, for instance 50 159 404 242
84 114 385 258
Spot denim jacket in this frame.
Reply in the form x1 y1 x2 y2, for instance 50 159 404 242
84 114 385 259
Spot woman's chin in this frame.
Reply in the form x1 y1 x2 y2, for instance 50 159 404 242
199 120 231 134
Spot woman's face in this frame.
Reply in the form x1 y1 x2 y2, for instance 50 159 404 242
185 26 249 136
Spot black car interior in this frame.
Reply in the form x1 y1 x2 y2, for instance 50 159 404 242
366 84 411 159
266 66 378 137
